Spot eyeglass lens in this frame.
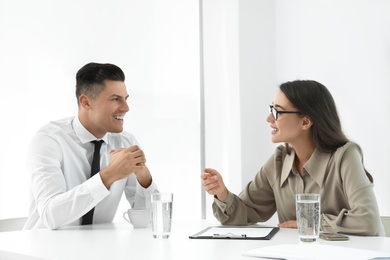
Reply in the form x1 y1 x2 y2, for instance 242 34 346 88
270 106 277 120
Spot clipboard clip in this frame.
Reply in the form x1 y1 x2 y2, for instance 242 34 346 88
213 233 247 239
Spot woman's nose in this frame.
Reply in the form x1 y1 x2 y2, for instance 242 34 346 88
266 113 274 123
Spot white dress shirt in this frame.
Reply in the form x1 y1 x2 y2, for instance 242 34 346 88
24 116 158 230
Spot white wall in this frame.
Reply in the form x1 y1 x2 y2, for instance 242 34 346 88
202 0 242 219
203 0 390 219
0 0 201 220
273 0 390 216
1 0 389 223
239 0 277 187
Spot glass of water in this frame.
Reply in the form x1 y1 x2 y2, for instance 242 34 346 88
151 192 173 239
295 193 320 242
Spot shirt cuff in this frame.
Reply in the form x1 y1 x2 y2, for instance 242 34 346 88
136 179 158 196
321 214 334 233
86 173 110 202
214 190 234 212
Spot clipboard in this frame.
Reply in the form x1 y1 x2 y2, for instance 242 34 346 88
189 226 279 240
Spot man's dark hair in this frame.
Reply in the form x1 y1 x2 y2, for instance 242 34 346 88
75 62 125 105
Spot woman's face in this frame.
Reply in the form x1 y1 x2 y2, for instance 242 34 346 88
266 90 305 144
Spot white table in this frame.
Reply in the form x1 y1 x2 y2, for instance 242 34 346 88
0 219 389 260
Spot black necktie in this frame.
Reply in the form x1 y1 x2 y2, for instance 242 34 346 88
81 140 104 225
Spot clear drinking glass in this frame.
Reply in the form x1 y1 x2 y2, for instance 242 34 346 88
295 193 321 242
151 193 173 239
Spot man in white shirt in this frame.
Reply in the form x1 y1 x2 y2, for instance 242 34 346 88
24 62 158 230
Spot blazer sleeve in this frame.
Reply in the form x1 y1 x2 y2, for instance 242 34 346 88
321 143 384 236
212 153 277 225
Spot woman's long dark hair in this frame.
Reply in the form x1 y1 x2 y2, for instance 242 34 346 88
280 80 373 182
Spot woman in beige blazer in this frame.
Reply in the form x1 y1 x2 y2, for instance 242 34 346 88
201 80 384 236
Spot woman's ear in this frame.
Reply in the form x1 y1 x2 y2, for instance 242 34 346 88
301 116 313 130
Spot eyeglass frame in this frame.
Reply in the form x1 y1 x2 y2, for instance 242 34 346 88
269 105 301 121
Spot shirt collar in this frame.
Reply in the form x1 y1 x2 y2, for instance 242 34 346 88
304 149 331 188
280 148 331 188
72 116 108 144
280 150 295 187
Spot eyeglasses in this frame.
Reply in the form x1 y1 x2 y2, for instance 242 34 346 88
269 105 301 121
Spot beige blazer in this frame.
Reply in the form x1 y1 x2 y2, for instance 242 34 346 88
213 142 384 236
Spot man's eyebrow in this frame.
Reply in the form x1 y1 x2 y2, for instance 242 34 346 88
110 94 129 99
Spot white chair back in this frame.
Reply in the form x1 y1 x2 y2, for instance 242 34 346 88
381 216 390 237
0 217 27 232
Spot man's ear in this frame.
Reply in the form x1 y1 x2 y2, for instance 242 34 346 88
302 116 313 130
79 94 92 110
